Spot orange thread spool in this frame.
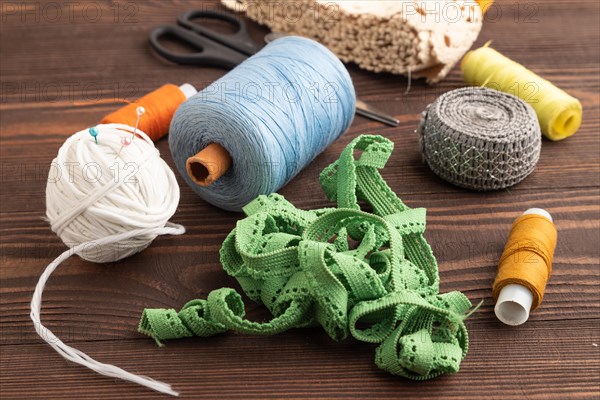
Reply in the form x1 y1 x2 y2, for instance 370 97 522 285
101 84 195 141
493 209 558 325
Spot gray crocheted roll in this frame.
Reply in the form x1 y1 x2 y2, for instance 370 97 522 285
419 87 541 191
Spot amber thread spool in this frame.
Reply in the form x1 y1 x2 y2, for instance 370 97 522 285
492 208 558 326
476 0 494 14
101 83 197 141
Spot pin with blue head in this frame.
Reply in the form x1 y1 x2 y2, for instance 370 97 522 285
88 126 99 144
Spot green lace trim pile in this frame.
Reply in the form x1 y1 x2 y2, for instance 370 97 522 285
139 135 477 380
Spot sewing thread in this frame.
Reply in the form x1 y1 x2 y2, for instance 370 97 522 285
32 124 185 396
102 84 195 141
492 210 557 321
461 45 582 141
169 36 356 211
476 0 494 13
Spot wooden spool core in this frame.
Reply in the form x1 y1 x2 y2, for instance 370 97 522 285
186 143 232 187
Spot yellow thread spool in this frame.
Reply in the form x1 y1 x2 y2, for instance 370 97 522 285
493 208 558 325
461 45 582 141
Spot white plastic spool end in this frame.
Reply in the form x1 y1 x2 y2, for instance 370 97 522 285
522 207 553 223
494 208 553 326
494 283 533 326
179 83 197 99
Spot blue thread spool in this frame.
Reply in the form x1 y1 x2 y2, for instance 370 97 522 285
169 36 356 211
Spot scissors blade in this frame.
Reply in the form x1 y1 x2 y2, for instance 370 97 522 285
355 99 400 127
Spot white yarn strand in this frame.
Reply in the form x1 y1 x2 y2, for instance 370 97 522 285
32 124 184 396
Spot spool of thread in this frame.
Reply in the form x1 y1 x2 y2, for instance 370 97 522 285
476 0 494 13
461 45 582 141
102 83 197 141
492 208 557 326
419 87 541 191
32 124 185 396
169 36 356 211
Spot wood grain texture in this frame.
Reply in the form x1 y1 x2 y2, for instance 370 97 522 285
1 0 599 399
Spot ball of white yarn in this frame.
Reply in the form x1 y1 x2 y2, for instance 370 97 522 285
45 123 181 263
34 123 183 396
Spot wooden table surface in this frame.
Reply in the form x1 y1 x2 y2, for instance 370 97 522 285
1 1 599 399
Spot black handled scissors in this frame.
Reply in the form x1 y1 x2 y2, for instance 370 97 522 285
149 10 260 70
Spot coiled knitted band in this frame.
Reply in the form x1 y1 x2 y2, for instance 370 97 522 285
419 87 541 190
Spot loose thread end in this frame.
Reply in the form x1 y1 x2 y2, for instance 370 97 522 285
479 74 494 88
463 299 484 320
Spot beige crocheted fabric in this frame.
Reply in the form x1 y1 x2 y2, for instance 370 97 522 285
222 0 483 83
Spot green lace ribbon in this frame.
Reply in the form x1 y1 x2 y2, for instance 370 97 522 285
139 135 478 380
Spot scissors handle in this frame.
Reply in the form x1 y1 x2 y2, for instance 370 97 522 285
178 10 259 56
149 25 248 69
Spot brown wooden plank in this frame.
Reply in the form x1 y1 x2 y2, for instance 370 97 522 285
1 0 599 398
1 104 599 215
1 320 599 400
1 187 598 345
